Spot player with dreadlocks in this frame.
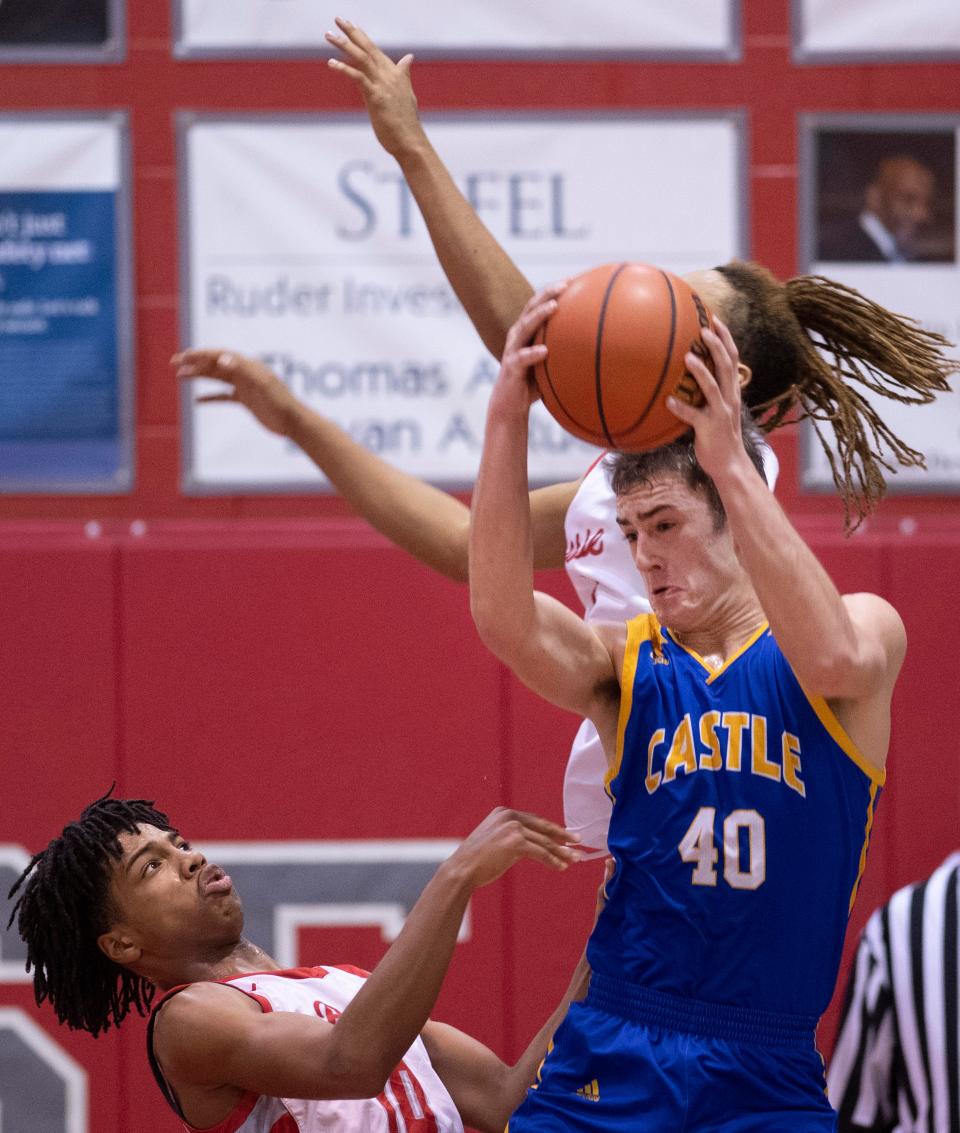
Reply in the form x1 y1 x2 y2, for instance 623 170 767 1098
176 22 956 863
8 790 590 1132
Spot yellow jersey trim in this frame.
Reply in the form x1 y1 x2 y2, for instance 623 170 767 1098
605 614 658 803
803 690 886 787
706 622 770 684
849 781 880 913
522 1036 553 1103
663 622 770 684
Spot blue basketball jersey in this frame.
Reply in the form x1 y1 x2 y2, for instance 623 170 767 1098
588 614 883 1020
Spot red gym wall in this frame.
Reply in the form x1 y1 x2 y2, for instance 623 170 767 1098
2 3 959 1131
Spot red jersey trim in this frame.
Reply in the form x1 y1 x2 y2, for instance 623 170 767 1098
178 1089 259 1133
222 965 331 981
153 966 333 1013
583 452 608 478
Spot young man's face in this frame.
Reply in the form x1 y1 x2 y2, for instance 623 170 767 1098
615 474 743 632
101 824 243 971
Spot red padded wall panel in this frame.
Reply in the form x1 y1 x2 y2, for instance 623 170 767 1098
118 523 500 839
883 532 960 879
0 528 119 841
0 527 124 1132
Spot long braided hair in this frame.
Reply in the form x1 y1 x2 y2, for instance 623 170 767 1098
717 260 958 526
6 791 175 1037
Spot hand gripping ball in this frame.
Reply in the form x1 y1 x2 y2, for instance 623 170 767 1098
534 262 711 451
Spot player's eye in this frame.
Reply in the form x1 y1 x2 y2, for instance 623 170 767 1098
178 841 192 852
622 530 637 543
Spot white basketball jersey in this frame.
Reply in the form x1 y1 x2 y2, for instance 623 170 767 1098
562 444 780 853
149 965 464 1133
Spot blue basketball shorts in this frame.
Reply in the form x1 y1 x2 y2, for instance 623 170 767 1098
507 975 837 1132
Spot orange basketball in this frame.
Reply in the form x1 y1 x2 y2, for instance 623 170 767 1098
533 262 711 451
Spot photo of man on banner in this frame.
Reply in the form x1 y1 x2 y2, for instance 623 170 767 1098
815 129 955 264
803 118 960 493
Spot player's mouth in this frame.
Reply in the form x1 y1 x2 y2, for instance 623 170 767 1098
198 863 233 897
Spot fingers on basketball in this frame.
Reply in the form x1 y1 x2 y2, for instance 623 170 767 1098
532 262 713 452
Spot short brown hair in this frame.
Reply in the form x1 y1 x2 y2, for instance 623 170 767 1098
609 414 766 530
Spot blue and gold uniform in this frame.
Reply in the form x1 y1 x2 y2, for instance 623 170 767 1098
509 615 883 1132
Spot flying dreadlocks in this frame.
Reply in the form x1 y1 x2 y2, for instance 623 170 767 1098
716 260 958 527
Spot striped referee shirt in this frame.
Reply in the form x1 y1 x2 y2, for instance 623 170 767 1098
827 853 960 1133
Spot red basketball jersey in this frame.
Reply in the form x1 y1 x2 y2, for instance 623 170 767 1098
148 965 464 1133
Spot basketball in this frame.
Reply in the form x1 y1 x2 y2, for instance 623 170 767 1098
533 262 712 451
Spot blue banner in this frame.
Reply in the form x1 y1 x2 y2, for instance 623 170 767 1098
0 189 128 487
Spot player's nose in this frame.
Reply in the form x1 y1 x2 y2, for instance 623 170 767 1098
632 536 659 573
181 846 207 878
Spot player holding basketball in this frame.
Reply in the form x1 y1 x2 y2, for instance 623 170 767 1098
467 288 906 1130
8 794 587 1132
176 19 954 860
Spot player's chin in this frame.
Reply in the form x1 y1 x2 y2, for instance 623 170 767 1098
652 591 698 633
209 889 244 927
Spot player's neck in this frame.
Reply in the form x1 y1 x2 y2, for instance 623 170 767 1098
669 599 766 671
156 938 281 990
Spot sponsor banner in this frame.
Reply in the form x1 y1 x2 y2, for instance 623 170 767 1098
795 0 960 61
0 0 122 64
0 116 133 492
176 0 738 59
801 118 960 492
181 112 744 491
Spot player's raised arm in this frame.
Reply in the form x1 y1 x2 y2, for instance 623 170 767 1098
326 17 534 358
422 935 590 1131
422 858 607 1131
175 348 574 579
154 808 580 1110
469 289 621 725
668 319 906 713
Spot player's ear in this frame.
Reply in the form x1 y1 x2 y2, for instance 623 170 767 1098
737 363 752 390
98 926 142 967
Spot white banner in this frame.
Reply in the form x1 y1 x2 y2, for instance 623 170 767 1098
176 0 737 58
801 119 960 492
0 120 121 191
795 0 960 60
181 113 743 491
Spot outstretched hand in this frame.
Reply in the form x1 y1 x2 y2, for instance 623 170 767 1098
326 18 422 158
665 318 748 481
490 282 567 418
173 349 302 437
450 807 581 890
